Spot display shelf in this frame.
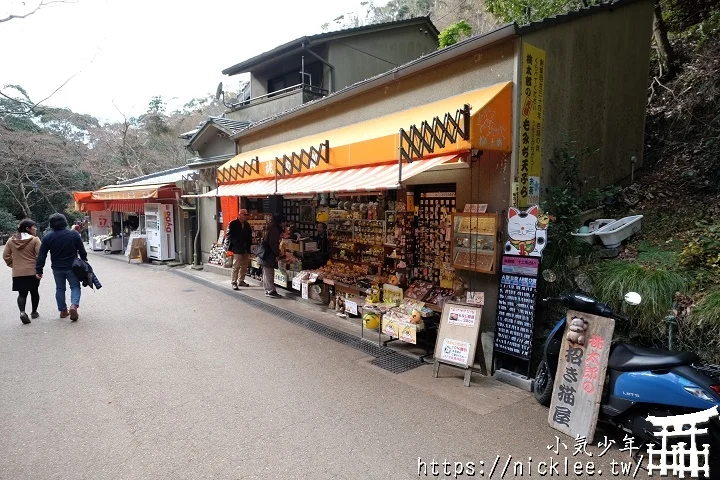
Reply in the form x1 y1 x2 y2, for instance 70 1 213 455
451 212 498 274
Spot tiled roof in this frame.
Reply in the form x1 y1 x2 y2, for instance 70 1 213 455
116 166 195 186
183 116 251 147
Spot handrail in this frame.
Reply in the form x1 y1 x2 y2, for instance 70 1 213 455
230 83 328 108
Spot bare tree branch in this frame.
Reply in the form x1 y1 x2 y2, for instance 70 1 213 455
0 0 77 24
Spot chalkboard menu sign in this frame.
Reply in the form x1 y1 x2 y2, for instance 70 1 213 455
493 255 540 360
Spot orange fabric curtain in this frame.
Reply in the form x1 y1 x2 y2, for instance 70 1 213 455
220 196 238 233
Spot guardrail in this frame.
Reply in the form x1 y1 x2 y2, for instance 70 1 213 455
230 83 328 109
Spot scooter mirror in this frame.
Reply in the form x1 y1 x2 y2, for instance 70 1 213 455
542 269 557 283
624 292 642 306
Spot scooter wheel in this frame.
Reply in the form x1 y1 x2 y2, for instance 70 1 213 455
534 359 554 407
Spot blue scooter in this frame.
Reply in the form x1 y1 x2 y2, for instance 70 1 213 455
534 291 720 475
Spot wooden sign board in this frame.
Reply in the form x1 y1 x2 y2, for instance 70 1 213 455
433 302 486 386
548 310 615 443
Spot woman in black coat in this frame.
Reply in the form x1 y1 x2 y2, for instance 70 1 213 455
258 214 284 298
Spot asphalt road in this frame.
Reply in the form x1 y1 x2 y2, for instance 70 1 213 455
0 250 655 479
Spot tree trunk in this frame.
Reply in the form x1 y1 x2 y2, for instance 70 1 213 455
653 1 676 76
18 183 32 218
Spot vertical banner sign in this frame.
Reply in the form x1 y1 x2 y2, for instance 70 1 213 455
518 43 546 207
548 311 615 443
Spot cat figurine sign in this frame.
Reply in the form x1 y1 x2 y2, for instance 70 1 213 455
504 205 549 257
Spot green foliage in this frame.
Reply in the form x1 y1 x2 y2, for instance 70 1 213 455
439 21 473 48
0 210 18 234
661 0 720 34
678 221 720 281
682 289 720 362
539 138 617 269
485 0 597 24
324 0 431 30
636 241 680 268
594 261 687 319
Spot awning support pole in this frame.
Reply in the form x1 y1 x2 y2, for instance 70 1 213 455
398 128 403 186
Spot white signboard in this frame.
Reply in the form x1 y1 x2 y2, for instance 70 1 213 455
440 338 471 366
292 276 302 291
345 299 358 316
448 306 477 328
301 282 309 300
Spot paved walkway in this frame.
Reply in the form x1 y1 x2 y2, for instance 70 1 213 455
0 249 652 479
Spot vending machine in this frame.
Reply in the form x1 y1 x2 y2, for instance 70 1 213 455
88 210 111 251
145 203 176 261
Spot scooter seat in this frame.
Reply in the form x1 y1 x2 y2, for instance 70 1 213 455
608 343 699 372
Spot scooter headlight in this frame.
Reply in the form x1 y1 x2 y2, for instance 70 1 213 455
684 386 715 402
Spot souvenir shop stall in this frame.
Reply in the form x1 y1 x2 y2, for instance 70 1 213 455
273 183 499 357
72 184 180 260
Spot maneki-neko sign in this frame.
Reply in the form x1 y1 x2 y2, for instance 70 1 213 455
503 205 549 257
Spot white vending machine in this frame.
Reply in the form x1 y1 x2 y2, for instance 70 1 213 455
145 203 176 261
89 210 111 251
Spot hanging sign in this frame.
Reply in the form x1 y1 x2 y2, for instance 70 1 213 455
518 42 546 208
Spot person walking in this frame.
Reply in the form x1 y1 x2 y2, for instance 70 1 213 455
226 209 253 290
36 213 88 321
3 219 42 324
257 214 284 299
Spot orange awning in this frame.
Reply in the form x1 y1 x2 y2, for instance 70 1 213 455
217 82 512 184
194 155 459 197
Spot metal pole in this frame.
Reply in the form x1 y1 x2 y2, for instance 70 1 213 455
398 129 403 187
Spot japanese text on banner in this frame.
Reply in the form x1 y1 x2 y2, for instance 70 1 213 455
518 43 545 207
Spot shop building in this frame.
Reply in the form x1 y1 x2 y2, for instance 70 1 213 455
189 0 654 371
182 18 442 267
73 166 200 264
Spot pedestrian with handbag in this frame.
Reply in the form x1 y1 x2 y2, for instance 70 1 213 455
226 209 253 290
257 214 284 298
3 219 42 324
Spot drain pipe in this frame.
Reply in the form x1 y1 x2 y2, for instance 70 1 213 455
193 198 201 266
302 42 334 93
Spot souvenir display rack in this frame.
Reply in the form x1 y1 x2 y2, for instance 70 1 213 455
208 230 229 267
282 198 316 238
414 191 456 284
451 212 498 274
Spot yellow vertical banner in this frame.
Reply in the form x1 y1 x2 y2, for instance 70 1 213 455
518 43 545 207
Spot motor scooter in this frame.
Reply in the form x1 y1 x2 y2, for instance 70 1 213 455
534 290 720 476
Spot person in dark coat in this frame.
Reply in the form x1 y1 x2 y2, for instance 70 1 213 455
226 209 253 289
36 213 88 321
258 214 284 298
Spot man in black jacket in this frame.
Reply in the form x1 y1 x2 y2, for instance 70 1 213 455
226 209 253 289
36 213 88 321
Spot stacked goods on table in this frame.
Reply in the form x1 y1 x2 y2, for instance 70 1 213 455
404 280 456 308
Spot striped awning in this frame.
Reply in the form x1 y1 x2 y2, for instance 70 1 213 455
190 155 459 198
107 200 146 213
276 155 457 195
